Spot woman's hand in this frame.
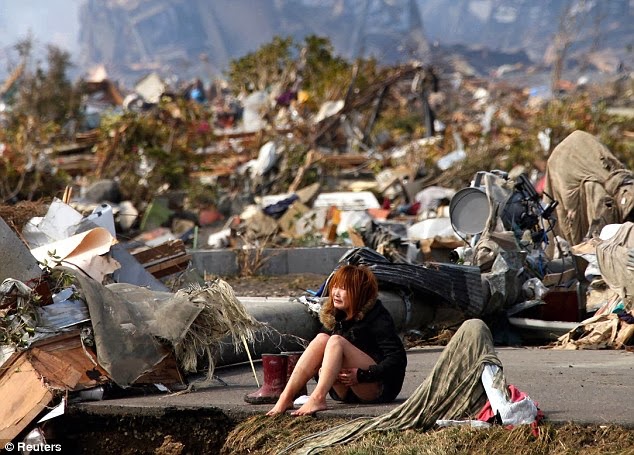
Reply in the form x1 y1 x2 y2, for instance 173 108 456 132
337 368 359 386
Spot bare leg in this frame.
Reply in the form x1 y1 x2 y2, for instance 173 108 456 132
266 333 329 415
292 335 380 416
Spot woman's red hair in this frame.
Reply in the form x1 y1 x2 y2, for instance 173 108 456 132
325 264 378 318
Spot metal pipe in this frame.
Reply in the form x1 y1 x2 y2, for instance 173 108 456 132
216 291 435 366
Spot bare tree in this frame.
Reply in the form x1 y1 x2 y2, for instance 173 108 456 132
550 0 586 94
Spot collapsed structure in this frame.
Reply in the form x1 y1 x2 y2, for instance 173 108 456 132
0 29 632 446
1 126 633 444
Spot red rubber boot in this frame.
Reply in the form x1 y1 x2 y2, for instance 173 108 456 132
283 351 308 398
244 354 288 404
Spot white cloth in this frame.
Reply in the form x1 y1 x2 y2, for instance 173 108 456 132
481 363 538 425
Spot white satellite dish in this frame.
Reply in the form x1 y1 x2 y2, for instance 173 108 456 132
449 187 490 236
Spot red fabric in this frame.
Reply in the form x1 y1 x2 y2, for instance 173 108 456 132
476 384 545 436
534 175 546 196
406 202 421 215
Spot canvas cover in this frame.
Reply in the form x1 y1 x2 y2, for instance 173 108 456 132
68 269 203 386
596 222 634 310
544 130 634 246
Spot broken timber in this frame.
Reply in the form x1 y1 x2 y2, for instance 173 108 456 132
132 239 192 278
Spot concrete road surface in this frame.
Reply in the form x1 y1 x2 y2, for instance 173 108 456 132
75 346 634 427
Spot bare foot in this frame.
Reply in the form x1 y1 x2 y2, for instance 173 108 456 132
266 399 293 416
290 397 328 416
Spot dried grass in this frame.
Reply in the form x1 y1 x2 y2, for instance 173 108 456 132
222 416 634 455
174 278 268 390
335 423 634 455
0 200 49 235
221 415 348 455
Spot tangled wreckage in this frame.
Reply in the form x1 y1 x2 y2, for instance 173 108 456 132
0 49 633 445
1 127 633 443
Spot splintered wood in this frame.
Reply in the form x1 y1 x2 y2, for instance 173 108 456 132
132 239 192 278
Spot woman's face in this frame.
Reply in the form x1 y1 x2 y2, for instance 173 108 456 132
331 286 351 315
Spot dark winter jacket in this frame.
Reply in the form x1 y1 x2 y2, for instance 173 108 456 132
319 299 407 401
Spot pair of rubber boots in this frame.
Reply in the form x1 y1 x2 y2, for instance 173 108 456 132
244 351 307 404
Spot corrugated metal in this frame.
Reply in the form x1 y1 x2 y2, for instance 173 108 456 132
37 300 90 330
331 247 484 316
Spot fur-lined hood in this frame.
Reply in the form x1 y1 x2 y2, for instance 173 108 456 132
319 296 378 331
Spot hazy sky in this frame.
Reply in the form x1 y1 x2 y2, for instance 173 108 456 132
0 0 82 66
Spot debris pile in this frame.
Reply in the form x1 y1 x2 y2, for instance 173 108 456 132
0 203 268 441
1 35 633 447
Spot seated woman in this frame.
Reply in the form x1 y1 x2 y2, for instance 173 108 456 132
266 264 407 416
271 319 541 454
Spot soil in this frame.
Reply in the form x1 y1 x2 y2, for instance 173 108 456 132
221 273 328 298
47 407 237 454
47 408 634 455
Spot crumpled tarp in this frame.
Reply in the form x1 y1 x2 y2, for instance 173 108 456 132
595 222 634 310
471 171 517 272
544 130 634 246
480 251 525 314
67 268 203 386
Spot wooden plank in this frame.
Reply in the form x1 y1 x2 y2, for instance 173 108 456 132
145 255 192 278
140 252 189 270
0 353 54 441
347 228 366 247
28 348 82 390
33 332 110 389
31 330 82 350
134 349 184 386
542 268 577 287
54 154 99 175
132 239 187 265
131 238 191 278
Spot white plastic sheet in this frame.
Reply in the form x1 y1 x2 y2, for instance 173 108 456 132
30 227 119 282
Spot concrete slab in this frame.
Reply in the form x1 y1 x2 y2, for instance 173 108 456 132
0 216 42 283
190 249 239 276
74 346 634 427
